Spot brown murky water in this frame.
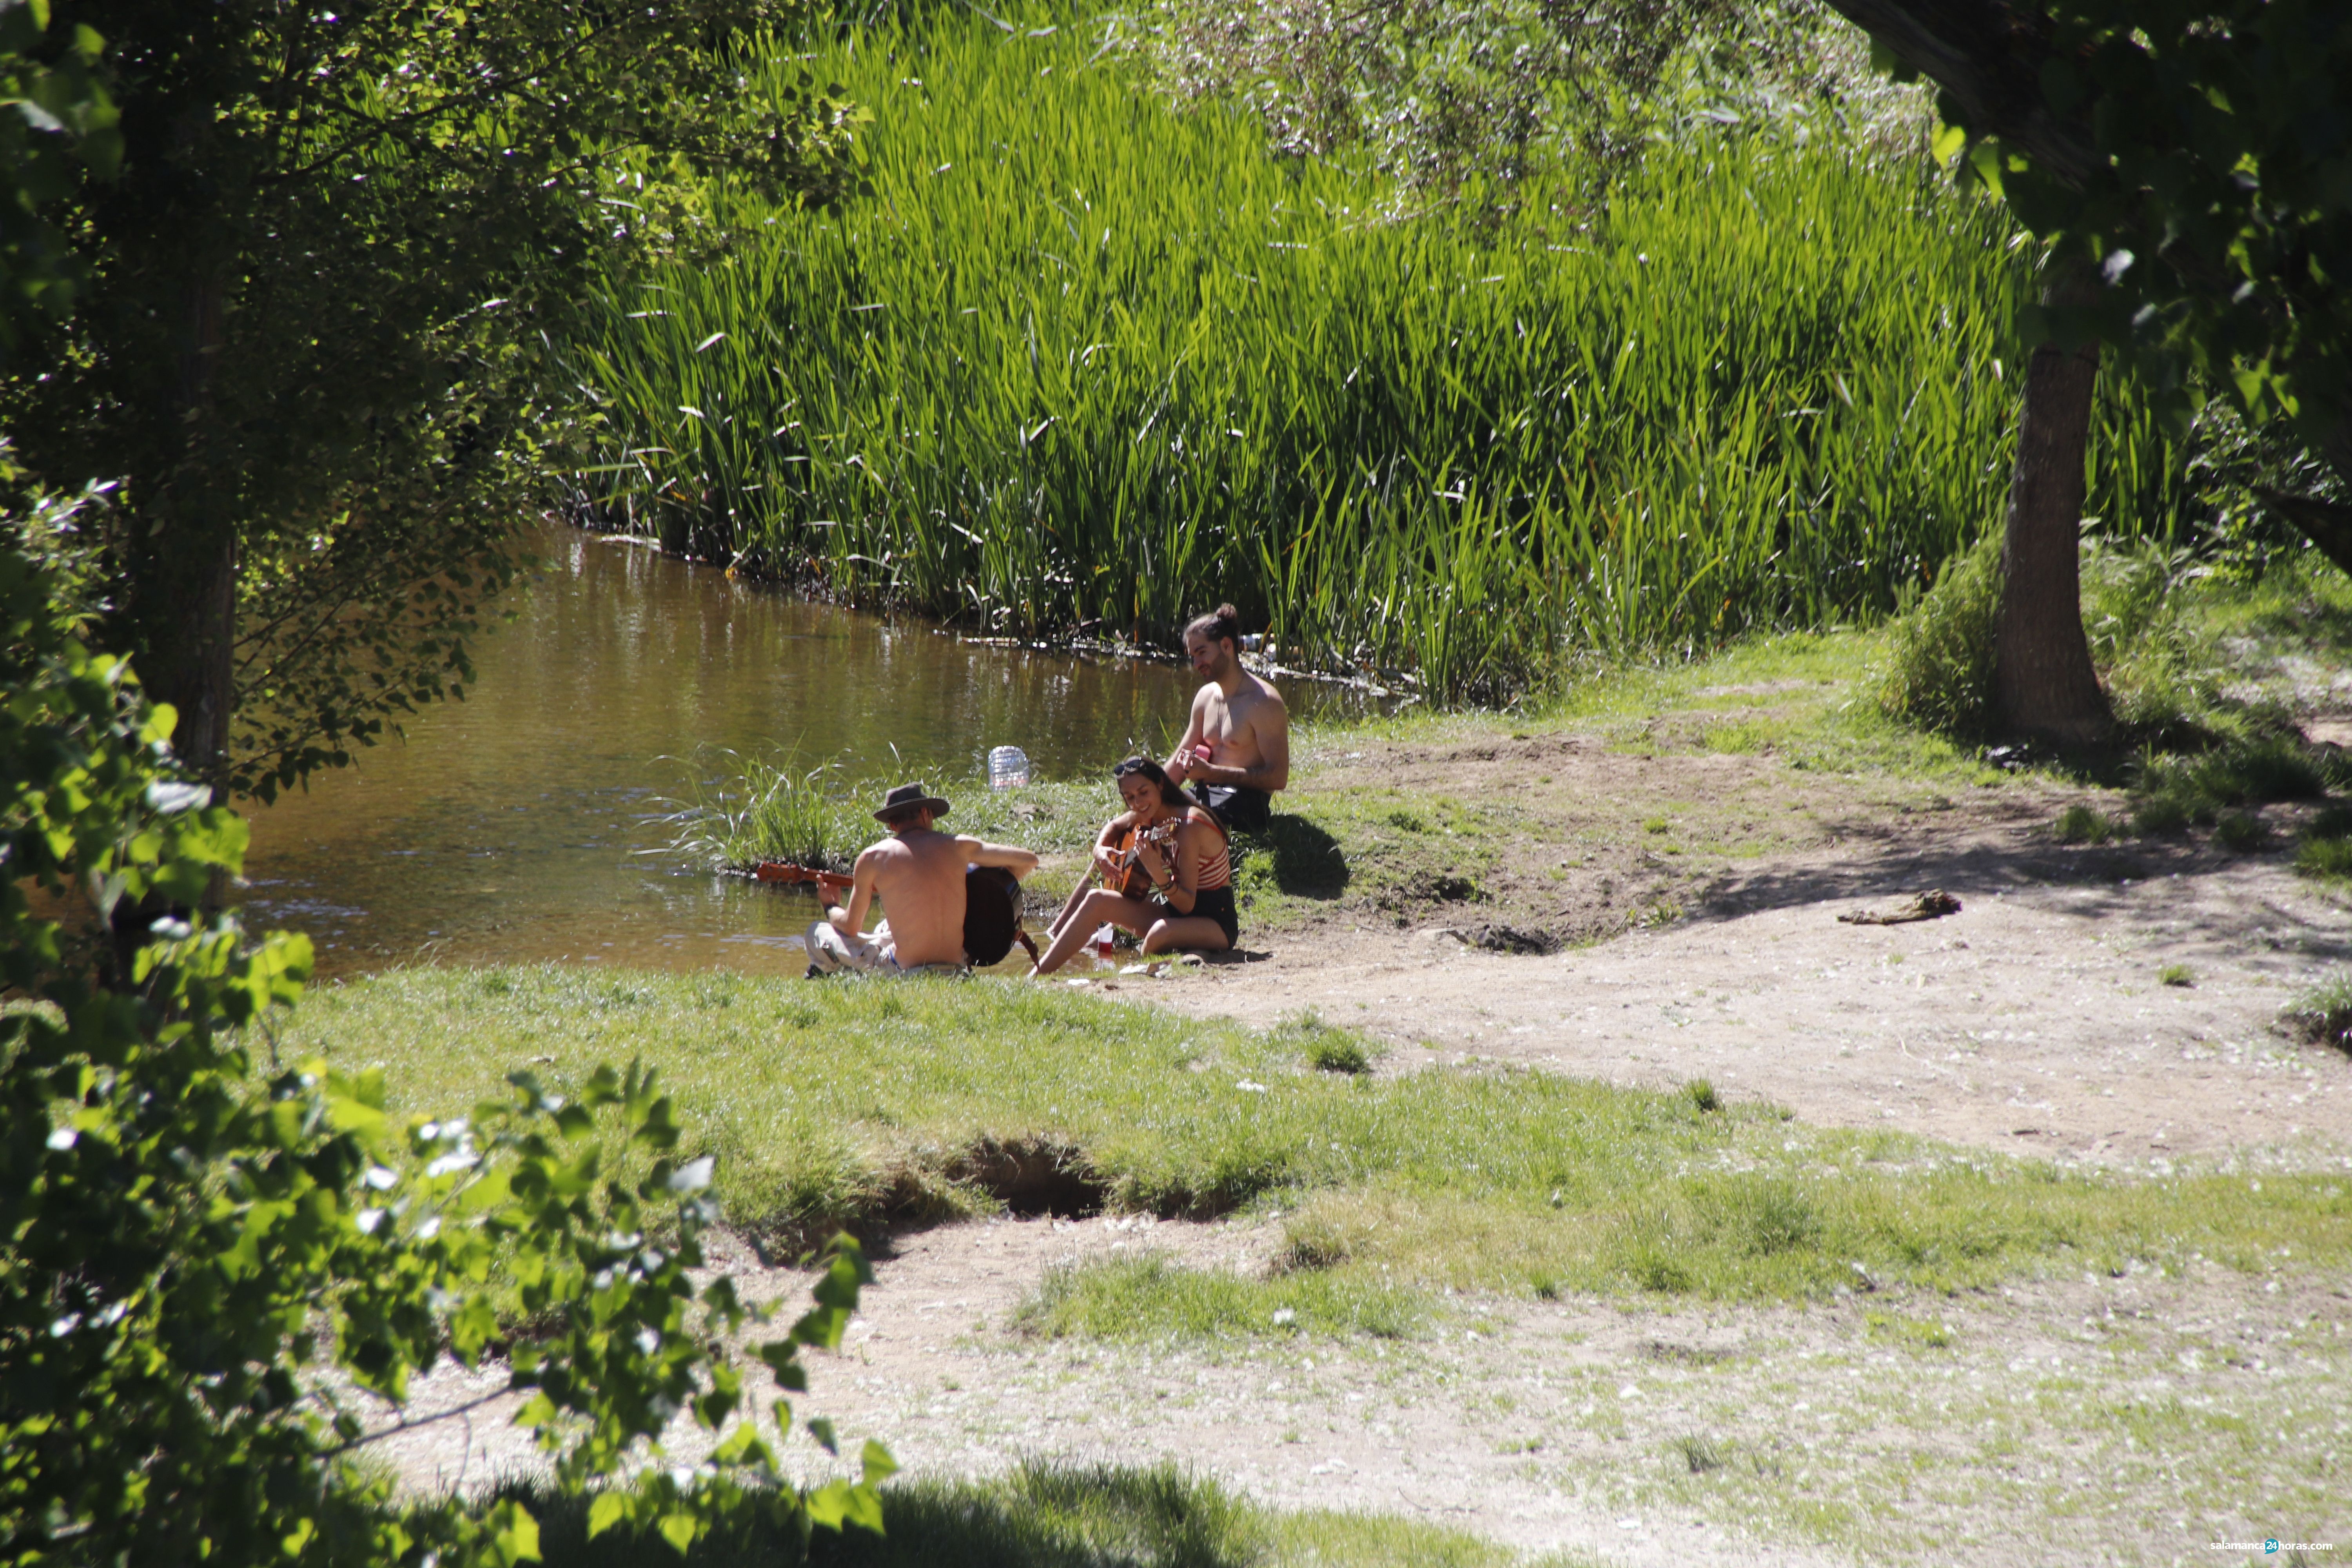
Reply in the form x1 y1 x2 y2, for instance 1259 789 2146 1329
241 530 1364 977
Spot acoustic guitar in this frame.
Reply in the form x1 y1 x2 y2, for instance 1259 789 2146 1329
751 861 856 897
1102 818 1181 899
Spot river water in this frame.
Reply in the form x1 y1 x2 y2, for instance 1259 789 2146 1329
240 529 1358 978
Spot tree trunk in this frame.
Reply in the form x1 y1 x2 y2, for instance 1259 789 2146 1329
1993 263 2113 748
133 526 238 796
127 272 238 798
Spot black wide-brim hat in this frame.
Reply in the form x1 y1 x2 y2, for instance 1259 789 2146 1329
874 782 951 822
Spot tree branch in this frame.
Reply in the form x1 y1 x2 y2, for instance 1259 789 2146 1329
1815 0 2101 186
2253 487 2352 581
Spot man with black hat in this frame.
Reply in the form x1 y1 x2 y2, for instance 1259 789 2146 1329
805 783 1038 974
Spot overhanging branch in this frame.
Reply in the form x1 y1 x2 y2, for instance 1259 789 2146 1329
1816 0 2101 186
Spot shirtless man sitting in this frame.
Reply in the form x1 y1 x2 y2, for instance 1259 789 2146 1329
805 782 1038 975
1163 603 1289 835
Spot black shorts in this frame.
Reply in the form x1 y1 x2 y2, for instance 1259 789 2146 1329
1165 883 1239 946
1189 784 1271 835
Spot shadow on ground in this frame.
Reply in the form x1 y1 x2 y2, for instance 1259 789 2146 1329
1239 814 1349 899
507 1460 1265 1568
1687 815 2352 966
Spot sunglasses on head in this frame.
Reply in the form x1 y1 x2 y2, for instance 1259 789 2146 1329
1112 759 1154 778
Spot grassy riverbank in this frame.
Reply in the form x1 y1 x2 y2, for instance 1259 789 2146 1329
281 965 2352 1326
572 4 2185 702
672 546 2352 948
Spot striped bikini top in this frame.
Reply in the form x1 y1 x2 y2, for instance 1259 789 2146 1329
1188 806 1232 891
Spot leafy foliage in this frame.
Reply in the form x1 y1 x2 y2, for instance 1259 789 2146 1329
0 520 886 1563
1125 0 1913 209
1940 2 2350 450
1 0 868 800
0 0 119 352
1844 0 2352 524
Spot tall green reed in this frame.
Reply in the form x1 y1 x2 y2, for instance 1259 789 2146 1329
569 7 2181 703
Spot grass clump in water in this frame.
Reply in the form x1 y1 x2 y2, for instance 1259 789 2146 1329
668 750 1114 871
667 750 867 871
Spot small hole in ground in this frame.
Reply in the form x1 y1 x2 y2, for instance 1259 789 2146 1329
946 1136 1109 1218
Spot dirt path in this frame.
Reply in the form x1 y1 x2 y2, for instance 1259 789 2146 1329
372 1214 2352 1565
1136 835 2352 1170
1069 731 2352 1172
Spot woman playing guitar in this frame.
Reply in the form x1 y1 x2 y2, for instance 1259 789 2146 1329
1031 755 1238 976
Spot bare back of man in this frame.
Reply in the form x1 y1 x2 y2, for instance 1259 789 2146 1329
820 786 1039 971
845 828 973 967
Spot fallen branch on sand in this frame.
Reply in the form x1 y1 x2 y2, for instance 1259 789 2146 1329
1837 890 1962 926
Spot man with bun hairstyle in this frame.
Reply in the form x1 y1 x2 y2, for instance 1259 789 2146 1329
1164 603 1289 834
806 782 1038 974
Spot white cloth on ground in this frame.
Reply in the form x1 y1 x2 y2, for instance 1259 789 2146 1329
805 920 902 975
804 920 965 976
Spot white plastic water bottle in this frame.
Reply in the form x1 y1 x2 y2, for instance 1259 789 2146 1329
987 745 1030 789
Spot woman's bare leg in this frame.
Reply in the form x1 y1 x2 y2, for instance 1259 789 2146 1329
1032 890 1159 975
1046 870 1096 944
1141 916 1232 956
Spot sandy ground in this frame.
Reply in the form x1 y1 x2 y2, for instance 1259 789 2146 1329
367 1213 2352 1565
1130 827 2352 1172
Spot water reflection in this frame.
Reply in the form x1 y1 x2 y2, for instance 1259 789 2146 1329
240 528 1365 976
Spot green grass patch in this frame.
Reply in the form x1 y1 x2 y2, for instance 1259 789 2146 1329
1863 1308 1956 1350
2054 803 2120 844
1011 1254 1426 1342
1272 1009 1375 1075
1871 536 2352 781
283 967 2352 1316
1528 626 2005 784
2284 972 2352 1054
2299 836 2352 880
2298 806 2352 884
504 1459 1576 1568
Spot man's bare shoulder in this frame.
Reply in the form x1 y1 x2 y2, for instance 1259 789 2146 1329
857 836 912 869
1243 671 1288 714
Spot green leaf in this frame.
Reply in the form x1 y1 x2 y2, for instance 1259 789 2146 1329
658 1512 699 1554
488 1499 542 1565
860 1437 898 1486
586 1492 628 1539
805 1480 855 1530
1931 123 1966 165
1965 140 2006 201
841 1482 886 1535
